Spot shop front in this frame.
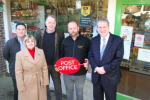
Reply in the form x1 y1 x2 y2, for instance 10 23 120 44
115 0 150 100
9 0 108 40
3 0 150 99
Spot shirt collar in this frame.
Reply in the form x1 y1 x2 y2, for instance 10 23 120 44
100 32 110 41
46 29 55 34
17 37 23 42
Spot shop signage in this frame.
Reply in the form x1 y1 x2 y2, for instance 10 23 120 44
120 26 133 60
79 12 92 28
55 57 82 74
134 34 144 47
76 0 81 10
81 6 91 16
137 48 150 62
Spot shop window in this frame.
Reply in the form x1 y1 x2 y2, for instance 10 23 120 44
121 5 150 75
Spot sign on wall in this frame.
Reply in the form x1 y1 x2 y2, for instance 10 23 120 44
79 13 92 28
81 6 91 16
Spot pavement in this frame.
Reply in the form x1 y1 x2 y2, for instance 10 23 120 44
0 75 66 100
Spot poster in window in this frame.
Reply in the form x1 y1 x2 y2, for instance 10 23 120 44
134 34 145 47
120 26 133 60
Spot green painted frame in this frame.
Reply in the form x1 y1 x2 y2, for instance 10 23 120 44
114 0 150 36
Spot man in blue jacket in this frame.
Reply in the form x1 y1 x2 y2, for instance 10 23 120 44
3 23 26 100
88 18 124 100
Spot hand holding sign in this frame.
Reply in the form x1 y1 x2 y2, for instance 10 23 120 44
55 57 88 74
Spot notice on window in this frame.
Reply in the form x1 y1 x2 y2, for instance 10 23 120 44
137 48 150 62
134 34 144 47
76 0 81 10
79 13 92 28
120 26 133 60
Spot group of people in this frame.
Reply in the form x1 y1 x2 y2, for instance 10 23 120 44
3 15 124 100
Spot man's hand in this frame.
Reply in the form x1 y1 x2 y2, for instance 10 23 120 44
83 59 89 70
95 67 106 74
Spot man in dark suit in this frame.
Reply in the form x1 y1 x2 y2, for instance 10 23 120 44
3 23 27 100
88 18 124 100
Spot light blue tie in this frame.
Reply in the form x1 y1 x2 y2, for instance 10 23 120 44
100 38 106 61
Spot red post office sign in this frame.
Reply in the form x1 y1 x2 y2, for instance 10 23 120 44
55 57 82 74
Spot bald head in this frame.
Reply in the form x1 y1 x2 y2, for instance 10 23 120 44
46 15 56 23
68 21 78 28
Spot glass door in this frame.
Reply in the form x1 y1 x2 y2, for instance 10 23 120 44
114 0 150 100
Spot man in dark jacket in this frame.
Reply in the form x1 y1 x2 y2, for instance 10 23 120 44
36 15 64 100
60 21 90 100
3 23 26 100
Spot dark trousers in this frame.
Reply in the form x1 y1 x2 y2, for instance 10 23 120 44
93 77 117 100
12 78 18 100
46 65 62 100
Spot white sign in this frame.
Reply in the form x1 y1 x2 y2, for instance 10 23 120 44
76 0 81 10
11 22 17 33
120 26 133 59
35 6 45 29
134 34 144 47
137 48 150 62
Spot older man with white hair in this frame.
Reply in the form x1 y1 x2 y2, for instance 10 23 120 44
36 15 64 100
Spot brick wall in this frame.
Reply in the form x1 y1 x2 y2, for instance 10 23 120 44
0 12 7 77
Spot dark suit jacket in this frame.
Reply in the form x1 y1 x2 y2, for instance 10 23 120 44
88 33 124 86
3 37 20 79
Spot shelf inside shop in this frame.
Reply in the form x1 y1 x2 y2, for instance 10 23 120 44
130 61 150 75
133 29 150 33
27 29 39 33
11 8 38 11
11 15 37 17
130 67 150 75
13 21 40 24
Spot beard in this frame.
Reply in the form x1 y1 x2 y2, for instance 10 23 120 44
69 32 78 37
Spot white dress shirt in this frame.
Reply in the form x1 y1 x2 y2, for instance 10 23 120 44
94 33 110 73
100 33 110 53
18 38 24 50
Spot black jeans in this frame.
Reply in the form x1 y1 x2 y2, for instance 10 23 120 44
46 65 62 100
12 78 18 100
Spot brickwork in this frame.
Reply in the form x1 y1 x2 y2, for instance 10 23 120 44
0 12 7 77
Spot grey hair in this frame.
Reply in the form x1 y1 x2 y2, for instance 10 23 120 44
45 15 56 23
97 17 109 26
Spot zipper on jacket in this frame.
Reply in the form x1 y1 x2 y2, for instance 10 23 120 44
72 40 75 57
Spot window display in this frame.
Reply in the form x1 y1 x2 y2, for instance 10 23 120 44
10 0 108 40
11 0 40 38
121 5 150 75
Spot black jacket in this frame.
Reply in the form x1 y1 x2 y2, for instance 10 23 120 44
60 34 91 75
36 28 64 64
3 37 20 79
